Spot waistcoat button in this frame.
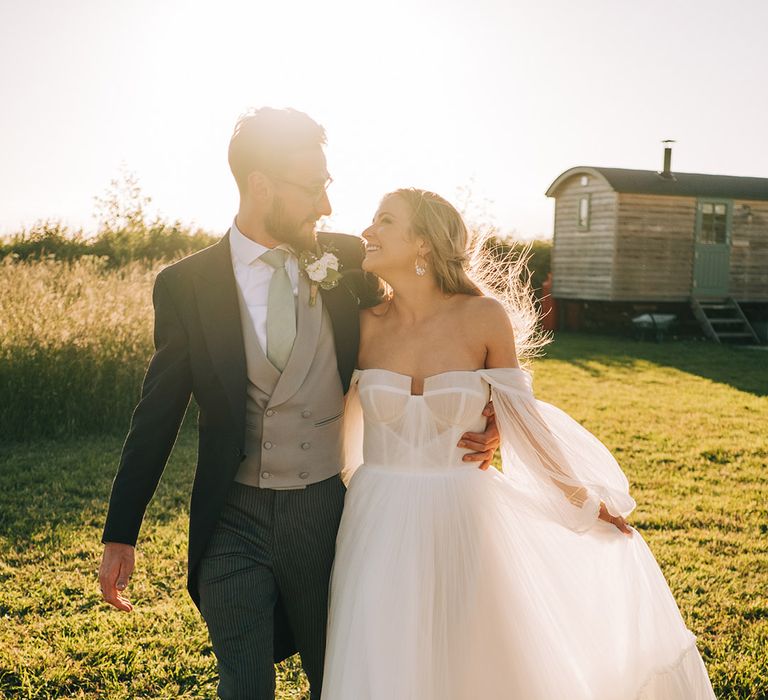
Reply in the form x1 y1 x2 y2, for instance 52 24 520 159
265 409 275 417
301 410 312 418
262 471 271 479
299 472 309 479
301 442 311 450
264 441 273 450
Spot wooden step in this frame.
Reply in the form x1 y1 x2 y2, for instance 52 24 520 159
727 297 763 344
690 297 763 345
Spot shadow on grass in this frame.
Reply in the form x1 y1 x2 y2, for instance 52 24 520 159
2 334 764 547
0 411 198 547
544 332 768 396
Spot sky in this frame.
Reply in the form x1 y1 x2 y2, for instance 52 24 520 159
1 0 766 240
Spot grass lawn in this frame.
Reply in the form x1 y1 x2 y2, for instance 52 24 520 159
1 333 766 699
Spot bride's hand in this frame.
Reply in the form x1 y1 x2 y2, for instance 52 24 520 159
598 502 633 536
459 400 500 471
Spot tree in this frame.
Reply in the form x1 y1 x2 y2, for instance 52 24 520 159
93 164 151 235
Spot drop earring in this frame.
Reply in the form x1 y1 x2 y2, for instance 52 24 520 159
415 253 427 276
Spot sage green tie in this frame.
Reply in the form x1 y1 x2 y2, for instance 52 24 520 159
260 248 296 371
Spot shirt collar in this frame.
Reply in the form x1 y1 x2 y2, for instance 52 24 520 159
229 217 293 266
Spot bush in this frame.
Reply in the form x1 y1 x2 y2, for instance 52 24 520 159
0 219 218 267
0 220 92 262
89 220 218 266
485 237 552 298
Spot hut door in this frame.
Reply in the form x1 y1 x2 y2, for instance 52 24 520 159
693 199 731 298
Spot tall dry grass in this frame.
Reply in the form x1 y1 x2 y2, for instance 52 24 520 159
0 255 159 442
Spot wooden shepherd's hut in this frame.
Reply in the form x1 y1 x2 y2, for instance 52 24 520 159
545 145 768 342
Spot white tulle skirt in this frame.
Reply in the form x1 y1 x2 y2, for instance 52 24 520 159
321 464 716 700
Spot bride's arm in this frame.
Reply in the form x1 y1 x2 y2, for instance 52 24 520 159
480 298 632 534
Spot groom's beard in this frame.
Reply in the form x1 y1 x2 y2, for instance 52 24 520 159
265 195 317 251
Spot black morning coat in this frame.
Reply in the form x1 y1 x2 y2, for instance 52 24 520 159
101 231 383 662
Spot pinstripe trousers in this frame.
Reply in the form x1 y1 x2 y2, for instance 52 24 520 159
197 474 347 700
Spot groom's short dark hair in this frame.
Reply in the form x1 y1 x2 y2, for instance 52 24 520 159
228 107 327 195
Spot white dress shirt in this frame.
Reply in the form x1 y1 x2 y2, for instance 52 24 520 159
229 218 300 355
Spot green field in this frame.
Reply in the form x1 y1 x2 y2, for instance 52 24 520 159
1 327 767 698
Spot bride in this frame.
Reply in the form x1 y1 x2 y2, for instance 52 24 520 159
320 189 717 699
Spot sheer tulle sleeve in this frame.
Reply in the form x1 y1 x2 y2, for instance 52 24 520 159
478 367 636 533
341 370 364 486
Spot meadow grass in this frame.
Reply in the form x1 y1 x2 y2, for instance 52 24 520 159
0 256 158 442
0 256 766 697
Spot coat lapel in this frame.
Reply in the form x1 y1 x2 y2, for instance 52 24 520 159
192 233 247 434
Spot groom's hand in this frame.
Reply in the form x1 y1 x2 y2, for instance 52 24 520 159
99 542 135 612
458 401 500 471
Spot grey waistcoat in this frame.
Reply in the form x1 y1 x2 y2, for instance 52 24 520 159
234 271 346 489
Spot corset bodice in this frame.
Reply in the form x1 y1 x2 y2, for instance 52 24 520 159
355 369 489 474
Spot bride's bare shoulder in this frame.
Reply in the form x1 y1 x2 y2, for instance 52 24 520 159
458 295 519 365
457 295 509 327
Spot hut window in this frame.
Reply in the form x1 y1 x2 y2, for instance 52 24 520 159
700 202 728 244
578 195 591 230
580 175 589 186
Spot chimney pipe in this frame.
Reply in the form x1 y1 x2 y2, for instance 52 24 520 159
661 139 675 179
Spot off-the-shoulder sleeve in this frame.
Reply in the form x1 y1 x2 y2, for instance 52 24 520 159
478 368 636 533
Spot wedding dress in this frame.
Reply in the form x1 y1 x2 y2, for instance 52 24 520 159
320 368 717 700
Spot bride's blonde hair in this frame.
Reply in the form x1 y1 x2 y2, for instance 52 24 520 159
386 187 551 366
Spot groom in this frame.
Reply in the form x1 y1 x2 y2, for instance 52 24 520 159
99 107 500 699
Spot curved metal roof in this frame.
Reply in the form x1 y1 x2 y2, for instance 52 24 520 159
545 166 768 201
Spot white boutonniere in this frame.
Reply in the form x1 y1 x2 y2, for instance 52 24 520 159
298 245 343 306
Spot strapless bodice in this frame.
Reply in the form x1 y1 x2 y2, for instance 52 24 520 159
355 369 490 474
